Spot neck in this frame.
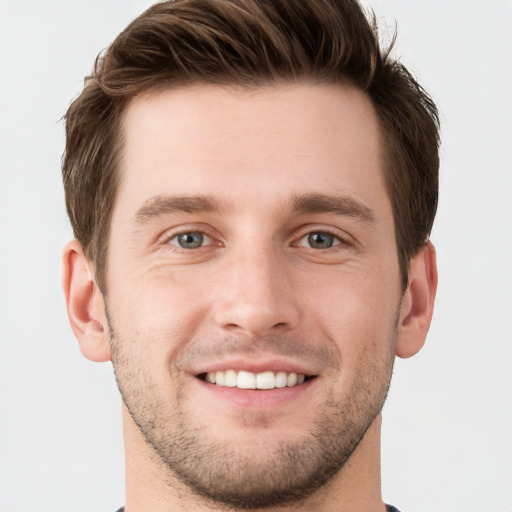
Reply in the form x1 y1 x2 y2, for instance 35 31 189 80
123 405 386 512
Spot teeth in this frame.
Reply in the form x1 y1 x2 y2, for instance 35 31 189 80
237 370 256 389
256 371 275 390
287 372 297 387
225 369 237 387
205 370 308 389
275 371 287 388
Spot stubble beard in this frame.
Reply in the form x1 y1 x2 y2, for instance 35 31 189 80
107 309 397 510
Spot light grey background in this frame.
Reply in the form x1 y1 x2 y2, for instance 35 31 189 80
0 1 511 511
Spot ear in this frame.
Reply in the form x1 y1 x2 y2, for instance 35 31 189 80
62 240 111 362
395 242 438 359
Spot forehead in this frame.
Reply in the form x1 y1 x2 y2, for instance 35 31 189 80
117 83 388 219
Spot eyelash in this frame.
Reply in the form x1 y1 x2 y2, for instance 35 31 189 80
165 230 215 250
294 228 352 250
161 226 352 253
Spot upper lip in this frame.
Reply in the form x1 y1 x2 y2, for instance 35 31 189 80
190 357 320 377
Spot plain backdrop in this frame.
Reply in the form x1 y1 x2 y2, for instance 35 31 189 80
0 1 511 511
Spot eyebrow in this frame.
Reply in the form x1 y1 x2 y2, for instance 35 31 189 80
134 192 376 225
135 195 224 224
290 193 376 223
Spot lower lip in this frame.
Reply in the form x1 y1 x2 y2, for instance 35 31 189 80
194 377 315 409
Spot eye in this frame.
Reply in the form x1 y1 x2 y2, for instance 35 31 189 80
298 231 342 249
168 231 211 249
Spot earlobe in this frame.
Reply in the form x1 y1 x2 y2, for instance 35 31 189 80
62 240 111 362
395 242 438 359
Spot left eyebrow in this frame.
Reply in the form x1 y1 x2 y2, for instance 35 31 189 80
134 195 226 225
290 193 377 223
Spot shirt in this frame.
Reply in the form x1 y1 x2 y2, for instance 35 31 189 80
116 504 401 511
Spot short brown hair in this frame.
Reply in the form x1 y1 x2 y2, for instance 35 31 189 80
63 0 440 292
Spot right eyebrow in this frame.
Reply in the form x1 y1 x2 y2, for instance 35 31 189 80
135 195 224 225
290 193 376 224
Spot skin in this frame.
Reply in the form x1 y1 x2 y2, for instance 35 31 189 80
63 83 437 511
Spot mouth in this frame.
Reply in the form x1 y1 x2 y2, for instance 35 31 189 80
198 370 315 390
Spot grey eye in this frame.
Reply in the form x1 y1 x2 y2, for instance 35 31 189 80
299 232 340 249
170 232 208 249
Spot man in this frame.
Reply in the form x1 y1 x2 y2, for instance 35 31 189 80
61 0 439 510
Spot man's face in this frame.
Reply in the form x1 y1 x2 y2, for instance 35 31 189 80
105 83 404 507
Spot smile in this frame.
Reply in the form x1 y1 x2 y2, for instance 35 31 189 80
202 370 311 390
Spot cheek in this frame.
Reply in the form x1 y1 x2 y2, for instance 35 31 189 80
305 265 400 355
108 267 212 353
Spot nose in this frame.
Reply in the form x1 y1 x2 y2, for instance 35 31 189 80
212 244 300 338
